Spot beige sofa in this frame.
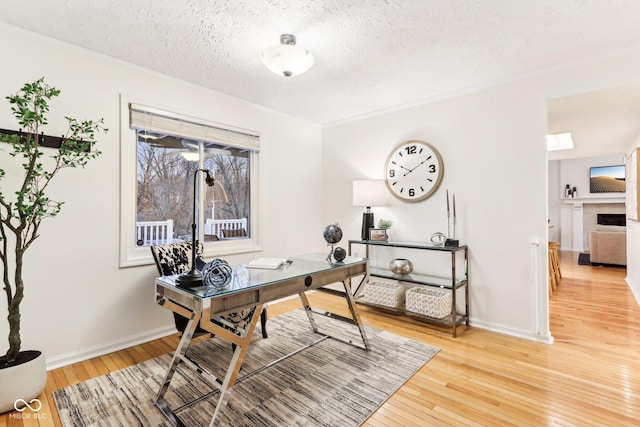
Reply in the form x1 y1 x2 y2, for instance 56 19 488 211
589 231 626 266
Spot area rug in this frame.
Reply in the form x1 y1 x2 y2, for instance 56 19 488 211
53 309 439 426
578 252 592 265
578 252 626 268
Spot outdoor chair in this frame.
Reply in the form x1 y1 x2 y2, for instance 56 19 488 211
150 241 268 341
220 228 247 239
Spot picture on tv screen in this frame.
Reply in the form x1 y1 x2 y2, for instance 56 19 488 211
589 165 625 193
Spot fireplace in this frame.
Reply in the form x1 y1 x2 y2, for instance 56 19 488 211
564 201 626 252
597 213 626 227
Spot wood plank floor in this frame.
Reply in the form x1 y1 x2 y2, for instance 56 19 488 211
2 251 638 426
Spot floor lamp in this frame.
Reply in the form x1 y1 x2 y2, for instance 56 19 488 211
176 168 216 288
353 180 388 240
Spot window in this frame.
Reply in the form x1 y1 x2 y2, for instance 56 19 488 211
120 100 260 267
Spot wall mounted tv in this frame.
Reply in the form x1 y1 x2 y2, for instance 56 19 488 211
589 165 626 193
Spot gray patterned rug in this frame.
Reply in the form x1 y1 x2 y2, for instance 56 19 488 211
53 309 439 426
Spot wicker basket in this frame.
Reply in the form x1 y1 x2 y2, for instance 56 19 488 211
362 281 405 309
405 287 451 318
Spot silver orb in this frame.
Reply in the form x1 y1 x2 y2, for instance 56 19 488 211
389 258 414 275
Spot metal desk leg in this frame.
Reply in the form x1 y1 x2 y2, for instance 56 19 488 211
155 310 201 425
200 304 263 427
299 280 370 351
154 304 263 427
341 279 371 351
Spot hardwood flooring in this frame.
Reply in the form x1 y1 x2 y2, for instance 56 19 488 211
2 251 638 426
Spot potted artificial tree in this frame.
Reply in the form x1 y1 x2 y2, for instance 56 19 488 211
0 78 107 412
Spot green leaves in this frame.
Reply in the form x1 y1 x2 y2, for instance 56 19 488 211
6 77 60 129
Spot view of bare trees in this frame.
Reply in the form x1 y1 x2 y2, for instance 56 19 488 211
205 152 250 221
137 139 250 240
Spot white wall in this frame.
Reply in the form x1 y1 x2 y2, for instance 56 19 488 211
627 137 640 304
558 154 626 200
322 45 640 342
550 154 626 251
0 24 323 368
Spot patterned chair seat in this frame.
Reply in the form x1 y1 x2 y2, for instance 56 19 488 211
150 241 267 339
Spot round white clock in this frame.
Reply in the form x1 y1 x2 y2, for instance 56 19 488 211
384 140 444 202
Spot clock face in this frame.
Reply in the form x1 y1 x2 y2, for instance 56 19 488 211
384 140 444 202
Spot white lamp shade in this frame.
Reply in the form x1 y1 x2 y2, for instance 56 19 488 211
353 180 388 207
261 44 315 77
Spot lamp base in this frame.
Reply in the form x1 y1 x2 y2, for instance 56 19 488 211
361 211 374 240
175 270 204 288
445 239 459 247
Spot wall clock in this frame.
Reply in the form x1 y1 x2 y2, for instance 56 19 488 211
384 140 444 202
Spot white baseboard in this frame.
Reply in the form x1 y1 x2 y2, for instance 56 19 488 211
44 296 309 371
470 320 554 344
45 325 176 371
626 276 640 307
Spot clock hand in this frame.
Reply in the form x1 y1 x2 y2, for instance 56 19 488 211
393 162 412 173
403 155 432 177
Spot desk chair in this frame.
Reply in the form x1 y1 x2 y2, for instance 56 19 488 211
150 241 268 341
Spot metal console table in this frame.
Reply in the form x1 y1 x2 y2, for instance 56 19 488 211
349 239 469 337
154 253 370 427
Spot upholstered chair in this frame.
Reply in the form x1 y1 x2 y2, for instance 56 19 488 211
150 241 268 339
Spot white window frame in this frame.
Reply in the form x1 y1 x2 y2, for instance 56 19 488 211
119 95 262 267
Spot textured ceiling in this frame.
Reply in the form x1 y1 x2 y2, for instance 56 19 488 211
3 0 640 135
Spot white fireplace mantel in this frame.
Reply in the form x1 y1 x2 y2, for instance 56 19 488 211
563 197 625 205
564 198 625 251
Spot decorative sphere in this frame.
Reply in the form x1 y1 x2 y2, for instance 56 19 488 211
389 258 414 275
333 247 347 262
322 223 343 245
202 258 233 290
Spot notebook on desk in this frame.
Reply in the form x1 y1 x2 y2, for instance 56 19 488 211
247 257 289 269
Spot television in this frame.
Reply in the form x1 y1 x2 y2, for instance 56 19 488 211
589 165 626 193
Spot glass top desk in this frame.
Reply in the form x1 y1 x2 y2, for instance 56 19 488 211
154 253 370 427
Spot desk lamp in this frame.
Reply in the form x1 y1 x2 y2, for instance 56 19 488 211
176 168 216 288
352 180 387 240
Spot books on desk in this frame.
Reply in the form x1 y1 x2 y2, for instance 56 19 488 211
247 257 289 269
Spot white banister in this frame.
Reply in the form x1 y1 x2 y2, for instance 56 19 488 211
136 219 174 245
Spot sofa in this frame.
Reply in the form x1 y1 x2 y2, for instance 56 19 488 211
589 231 626 266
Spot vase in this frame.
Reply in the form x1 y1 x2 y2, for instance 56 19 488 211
389 258 414 275
0 350 46 413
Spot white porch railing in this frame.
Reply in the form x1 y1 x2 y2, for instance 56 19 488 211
204 218 248 239
136 218 247 245
136 219 175 246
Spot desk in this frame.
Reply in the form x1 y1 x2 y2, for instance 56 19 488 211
154 253 370 427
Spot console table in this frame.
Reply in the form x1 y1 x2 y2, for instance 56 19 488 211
348 239 469 337
154 253 370 427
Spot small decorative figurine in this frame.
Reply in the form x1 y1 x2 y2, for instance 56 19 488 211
202 258 233 290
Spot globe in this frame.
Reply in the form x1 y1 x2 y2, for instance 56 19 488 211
333 246 347 262
323 223 343 245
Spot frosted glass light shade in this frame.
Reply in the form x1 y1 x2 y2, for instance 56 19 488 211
261 34 315 77
353 180 388 207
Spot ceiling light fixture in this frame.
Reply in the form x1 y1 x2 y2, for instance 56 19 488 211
546 132 574 151
261 34 315 78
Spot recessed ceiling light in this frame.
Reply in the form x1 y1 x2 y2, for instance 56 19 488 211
546 132 574 151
